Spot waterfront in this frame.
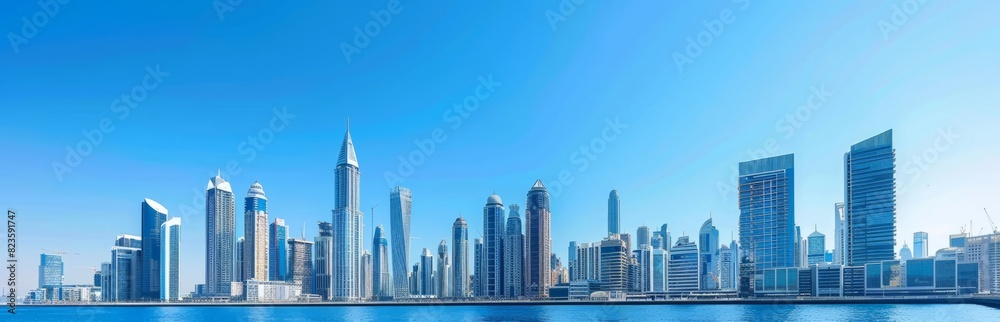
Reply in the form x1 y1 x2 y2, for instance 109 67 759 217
19 304 1000 321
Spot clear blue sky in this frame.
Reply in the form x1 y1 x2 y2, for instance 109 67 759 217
2 2 999 297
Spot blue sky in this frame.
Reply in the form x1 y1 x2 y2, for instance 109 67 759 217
2 1 999 297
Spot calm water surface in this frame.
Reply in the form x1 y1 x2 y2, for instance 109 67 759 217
19 304 1000 321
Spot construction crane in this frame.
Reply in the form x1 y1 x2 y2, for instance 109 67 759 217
986 208 998 234
41 249 79 256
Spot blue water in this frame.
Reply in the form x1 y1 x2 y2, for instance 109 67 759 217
18 304 1000 321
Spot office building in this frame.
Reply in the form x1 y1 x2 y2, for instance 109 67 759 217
38 253 64 291
205 171 236 296
115 234 142 248
720 244 734 290
914 232 929 259
314 221 333 299
600 235 629 292
669 237 699 294
738 154 795 295
110 246 140 301
482 194 506 297
575 242 601 282
652 248 667 292
525 180 552 298
269 218 289 281
372 225 390 299
637 226 651 248
794 226 803 268
608 189 620 235
437 240 450 298
99 262 112 301
420 248 434 296
244 181 269 282
964 233 1000 293
808 229 826 266
361 250 372 300
504 204 525 298
243 279 302 302
452 217 470 298
950 233 969 248
390 186 412 298
833 202 846 265
140 198 168 300
699 217 719 290
235 237 245 283
845 130 896 266
160 217 181 301
474 238 484 297
567 241 578 282
660 224 672 251
333 124 364 301
636 245 654 293
288 238 314 296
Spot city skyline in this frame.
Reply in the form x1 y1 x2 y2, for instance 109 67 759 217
5 2 1000 299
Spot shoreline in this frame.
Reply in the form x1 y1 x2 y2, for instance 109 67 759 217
21 297 1000 309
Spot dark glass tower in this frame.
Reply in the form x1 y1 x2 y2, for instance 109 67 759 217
845 129 896 266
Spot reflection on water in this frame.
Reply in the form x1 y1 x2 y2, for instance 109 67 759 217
20 303 1000 321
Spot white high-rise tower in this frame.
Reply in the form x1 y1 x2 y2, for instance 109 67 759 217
333 122 364 301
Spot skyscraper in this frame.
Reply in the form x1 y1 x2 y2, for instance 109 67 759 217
729 240 739 291
637 226 651 248
244 181 269 281
525 180 552 298
115 234 142 248
794 226 803 268
314 221 333 300
270 218 289 281
636 245 654 292
807 228 825 265
608 189 620 236
420 248 434 296
205 172 235 296
651 247 667 292
333 124 364 301
833 202 846 265
719 244 733 290
160 217 181 301
38 253 63 300
504 204 525 298
372 225 390 299
360 250 372 300
110 246 140 301
474 238 484 297
567 241 578 283
482 194 505 297
100 262 112 301
452 217 470 298
140 198 167 300
668 237 699 294
914 232 929 259
660 224 672 251
899 242 913 264
845 130 896 266
288 238 314 296
390 186 412 299
699 217 719 290
600 236 629 292
235 237 245 283
437 240 450 298
738 154 795 295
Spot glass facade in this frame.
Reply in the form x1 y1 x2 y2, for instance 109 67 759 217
808 231 826 265
880 260 900 288
957 262 979 292
270 218 288 281
205 173 235 296
934 259 956 288
608 190 620 235
906 258 934 287
698 218 719 290
738 154 795 295
865 263 881 289
390 186 412 298
452 217 469 298
913 232 929 258
140 198 167 300
482 195 505 297
844 130 896 266
160 217 181 301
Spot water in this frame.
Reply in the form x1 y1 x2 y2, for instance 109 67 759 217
18 304 1000 321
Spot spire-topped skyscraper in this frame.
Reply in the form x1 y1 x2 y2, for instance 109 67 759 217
333 122 364 301
525 179 551 298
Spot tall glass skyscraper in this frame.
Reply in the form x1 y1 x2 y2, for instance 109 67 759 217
38 253 63 293
244 181 269 281
482 194 505 297
637 226 651 248
914 232 929 259
289 238 314 296
437 239 450 298
420 248 434 296
235 237 244 283
333 124 364 301
473 238 484 297
159 217 181 301
567 240 577 281
699 217 719 290
660 224 672 251
269 218 288 281
205 172 235 296
390 186 412 299
807 228 825 265
140 198 167 300
719 244 734 290
525 180 552 298
608 189 620 236
452 217 469 298
110 246 140 301
313 221 333 300
845 130 896 266
504 204 525 298
372 225 390 299
360 250 372 300
833 202 846 265
738 154 795 295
